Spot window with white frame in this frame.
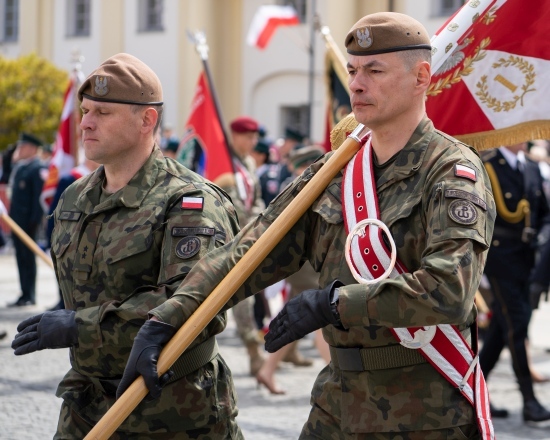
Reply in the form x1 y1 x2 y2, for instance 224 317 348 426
138 0 164 32
66 0 90 37
432 0 466 17
0 0 18 43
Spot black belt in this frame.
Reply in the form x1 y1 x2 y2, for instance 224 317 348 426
90 336 219 395
329 344 427 371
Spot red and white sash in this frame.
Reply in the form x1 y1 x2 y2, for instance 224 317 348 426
233 158 255 212
342 137 494 439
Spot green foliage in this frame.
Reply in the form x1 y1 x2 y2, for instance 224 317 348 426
0 53 69 150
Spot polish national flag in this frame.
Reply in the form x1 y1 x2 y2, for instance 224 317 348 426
426 0 550 150
39 70 84 212
247 5 300 50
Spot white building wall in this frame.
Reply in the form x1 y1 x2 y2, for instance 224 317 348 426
52 0 102 75
123 0 180 132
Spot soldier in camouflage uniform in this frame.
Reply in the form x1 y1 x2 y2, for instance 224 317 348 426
12 53 242 439
121 13 496 439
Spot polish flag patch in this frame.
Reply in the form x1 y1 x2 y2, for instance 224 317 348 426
454 164 477 182
181 197 204 210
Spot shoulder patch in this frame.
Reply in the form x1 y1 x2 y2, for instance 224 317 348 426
448 199 478 225
445 189 487 211
175 236 201 259
181 196 204 210
454 164 477 182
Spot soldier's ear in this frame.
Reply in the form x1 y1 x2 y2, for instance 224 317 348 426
141 107 158 134
415 61 431 92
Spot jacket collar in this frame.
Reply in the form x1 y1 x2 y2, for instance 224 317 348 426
75 146 163 214
376 116 433 189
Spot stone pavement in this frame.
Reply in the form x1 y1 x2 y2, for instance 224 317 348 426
1 250 550 439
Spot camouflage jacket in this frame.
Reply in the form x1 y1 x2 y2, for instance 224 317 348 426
153 118 496 433
50 147 240 432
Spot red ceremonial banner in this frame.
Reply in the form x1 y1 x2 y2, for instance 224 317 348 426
177 72 233 182
426 0 550 150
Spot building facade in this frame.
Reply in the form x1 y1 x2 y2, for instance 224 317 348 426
0 0 458 144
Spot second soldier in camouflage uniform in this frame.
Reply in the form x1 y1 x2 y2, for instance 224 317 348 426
122 13 496 439
12 53 242 439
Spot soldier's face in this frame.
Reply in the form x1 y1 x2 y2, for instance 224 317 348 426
347 52 419 129
231 131 259 157
80 98 143 165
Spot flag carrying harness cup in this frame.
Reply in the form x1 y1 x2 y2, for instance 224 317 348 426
342 133 494 440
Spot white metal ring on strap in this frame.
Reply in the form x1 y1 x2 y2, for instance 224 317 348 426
344 218 397 285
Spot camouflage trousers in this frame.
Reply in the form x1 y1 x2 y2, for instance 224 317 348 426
299 404 480 440
54 401 243 439
232 295 261 345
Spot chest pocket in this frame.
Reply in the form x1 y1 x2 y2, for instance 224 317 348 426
103 224 155 289
311 182 344 224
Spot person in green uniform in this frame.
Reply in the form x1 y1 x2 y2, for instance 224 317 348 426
12 53 242 439
120 12 496 439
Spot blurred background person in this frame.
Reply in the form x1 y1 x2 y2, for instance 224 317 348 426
480 142 550 423
7 132 47 307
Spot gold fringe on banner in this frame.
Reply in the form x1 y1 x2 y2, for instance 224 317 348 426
456 120 550 151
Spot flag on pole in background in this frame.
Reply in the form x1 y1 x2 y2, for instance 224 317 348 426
426 0 550 150
39 71 83 212
247 5 300 50
177 71 233 182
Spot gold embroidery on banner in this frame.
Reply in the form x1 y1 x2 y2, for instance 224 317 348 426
428 37 489 97
476 56 536 112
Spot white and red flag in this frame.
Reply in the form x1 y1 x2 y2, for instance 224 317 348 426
177 71 233 182
247 5 300 50
426 0 550 150
39 71 84 211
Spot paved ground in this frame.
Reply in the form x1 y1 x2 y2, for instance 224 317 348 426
1 249 550 439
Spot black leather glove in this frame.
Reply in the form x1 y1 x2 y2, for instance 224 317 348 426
265 280 344 353
529 282 548 310
116 319 176 401
12 310 78 355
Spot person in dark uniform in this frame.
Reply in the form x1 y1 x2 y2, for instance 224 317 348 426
480 143 550 423
8 132 47 306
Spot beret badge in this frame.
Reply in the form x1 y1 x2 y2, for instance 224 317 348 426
94 76 109 96
356 27 373 48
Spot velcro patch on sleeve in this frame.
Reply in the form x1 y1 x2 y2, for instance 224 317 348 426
454 164 477 182
181 197 204 210
448 199 478 225
445 189 487 211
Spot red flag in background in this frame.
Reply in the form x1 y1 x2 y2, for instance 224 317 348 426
39 72 83 212
177 72 233 182
426 0 550 150
247 5 300 50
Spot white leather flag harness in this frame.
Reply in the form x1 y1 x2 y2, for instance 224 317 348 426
342 136 494 439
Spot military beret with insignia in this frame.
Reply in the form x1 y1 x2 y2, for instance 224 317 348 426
345 12 431 56
78 53 163 105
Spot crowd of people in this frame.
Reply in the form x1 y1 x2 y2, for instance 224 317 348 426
2 9 550 439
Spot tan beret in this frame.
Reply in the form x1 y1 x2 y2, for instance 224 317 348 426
78 53 163 105
345 12 431 56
